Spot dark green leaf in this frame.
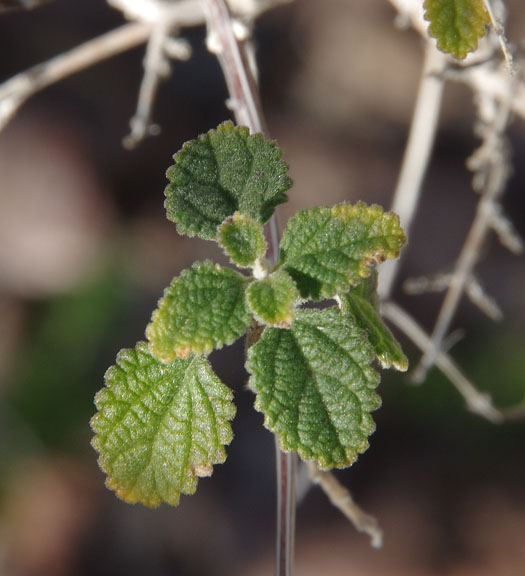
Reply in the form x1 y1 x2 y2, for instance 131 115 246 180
341 272 408 371
165 122 292 239
146 261 251 362
246 308 381 469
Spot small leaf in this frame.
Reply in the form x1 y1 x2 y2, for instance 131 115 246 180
246 270 300 328
279 202 406 300
246 308 381 469
165 122 293 240
91 342 235 507
424 0 490 59
341 272 408 371
218 212 268 268
146 261 251 362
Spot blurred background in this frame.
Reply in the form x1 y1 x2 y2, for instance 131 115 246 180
1 1 525 575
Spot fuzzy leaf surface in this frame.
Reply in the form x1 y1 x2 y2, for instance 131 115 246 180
147 261 251 362
342 272 408 371
246 308 381 469
165 122 292 239
246 270 300 328
279 202 406 300
424 0 489 59
91 342 235 507
218 212 267 268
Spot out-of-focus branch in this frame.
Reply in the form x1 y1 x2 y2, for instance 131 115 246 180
0 0 291 137
385 0 524 412
123 23 191 148
412 91 513 383
0 22 153 131
381 301 504 423
306 461 383 549
404 273 504 321
481 0 514 70
379 42 446 298
0 0 208 133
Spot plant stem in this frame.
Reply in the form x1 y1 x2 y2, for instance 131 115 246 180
379 43 446 298
202 1 295 574
275 438 296 576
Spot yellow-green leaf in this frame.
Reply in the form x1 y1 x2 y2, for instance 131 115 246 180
218 212 268 268
279 202 406 300
146 261 251 362
91 343 235 507
246 270 300 328
424 0 490 59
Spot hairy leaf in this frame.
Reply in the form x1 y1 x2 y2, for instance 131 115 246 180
165 122 293 239
246 270 300 328
341 272 408 371
246 308 381 469
279 202 406 300
218 212 267 268
424 0 490 59
91 342 235 507
147 261 251 362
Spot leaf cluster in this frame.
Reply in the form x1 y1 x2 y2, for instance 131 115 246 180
91 122 407 507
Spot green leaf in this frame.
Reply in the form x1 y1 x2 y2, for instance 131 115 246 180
218 212 268 268
341 272 408 371
246 308 381 469
91 342 235 507
165 122 293 240
279 202 406 300
246 270 300 328
424 0 490 59
146 261 251 362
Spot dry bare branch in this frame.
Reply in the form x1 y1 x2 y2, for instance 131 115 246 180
379 42 447 298
123 22 191 148
412 91 513 383
404 273 452 295
381 301 504 423
489 204 524 254
481 0 514 70
306 461 383 549
465 276 503 321
0 22 153 131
